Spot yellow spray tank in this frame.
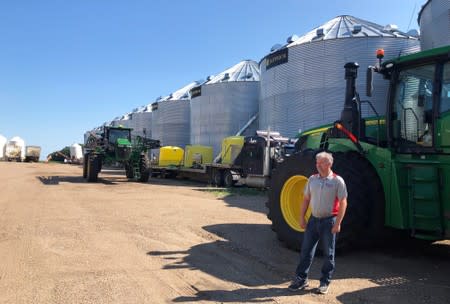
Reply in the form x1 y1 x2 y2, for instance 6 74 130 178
220 136 244 165
184 145 213 168
158 146 184 166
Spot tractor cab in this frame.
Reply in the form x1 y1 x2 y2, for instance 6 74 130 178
370 45 450 154
104 126 133 160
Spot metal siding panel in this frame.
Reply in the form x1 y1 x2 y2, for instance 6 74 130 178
190 82 259 156
420 0 450 50
152 100 190 148
259 37 420 136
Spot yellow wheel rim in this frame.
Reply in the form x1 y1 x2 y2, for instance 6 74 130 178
280 175 311 232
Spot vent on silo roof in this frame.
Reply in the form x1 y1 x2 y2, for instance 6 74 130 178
407 29 419 38
384 24 399 32
270 44 282 52
352 24 362 34
287 34 299 43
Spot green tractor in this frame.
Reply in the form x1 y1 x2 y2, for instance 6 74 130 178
83 126 160 182
268 45 450 250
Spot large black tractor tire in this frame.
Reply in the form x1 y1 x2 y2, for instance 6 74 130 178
138 155 150 182
87 154 100 182
83 154 89 178
267 149 317 251
124 162 134 178
332 151 385 249
267 150 385 251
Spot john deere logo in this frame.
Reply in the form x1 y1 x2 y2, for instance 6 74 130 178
266 48 288 70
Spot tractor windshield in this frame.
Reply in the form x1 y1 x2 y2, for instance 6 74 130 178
392 64 435 147
108 129 131 145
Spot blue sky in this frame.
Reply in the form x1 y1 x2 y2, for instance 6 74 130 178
0 0 424 159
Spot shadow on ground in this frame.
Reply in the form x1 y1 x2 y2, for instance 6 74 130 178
37 175 120 185
147 221 450 303
193 187 268 215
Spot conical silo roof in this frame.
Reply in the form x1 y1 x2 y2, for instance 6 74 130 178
205 60 260 84
151 81 196 149
259 15 420 138
288 15 418 47
161 81 201 101
138 104 152 113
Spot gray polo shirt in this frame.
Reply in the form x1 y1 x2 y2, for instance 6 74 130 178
304 171 347 218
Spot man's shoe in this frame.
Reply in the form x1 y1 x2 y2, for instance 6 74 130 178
288 277 308 291
317 283 329 294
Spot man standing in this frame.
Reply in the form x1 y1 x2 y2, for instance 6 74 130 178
288 151 347 294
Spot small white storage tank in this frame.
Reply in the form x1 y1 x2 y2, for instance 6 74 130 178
70 143 83 160
5 136 25 161
259 15 420 137
0 134 6 160
151 81 199 148
190 60 260 155
418 0 450 50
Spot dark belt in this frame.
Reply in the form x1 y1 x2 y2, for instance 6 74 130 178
311 215 336 220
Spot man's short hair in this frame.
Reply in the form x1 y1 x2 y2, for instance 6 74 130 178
316 151 333 164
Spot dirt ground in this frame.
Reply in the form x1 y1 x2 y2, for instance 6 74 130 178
0 162 449 304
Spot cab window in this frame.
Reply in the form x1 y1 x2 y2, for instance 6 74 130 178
440 62 450 114
393 64 435 146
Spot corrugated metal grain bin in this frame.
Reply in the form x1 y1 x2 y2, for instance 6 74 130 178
418 0 450 50
190 60 260 156
151 81 199 149
130 105 152 138
111 113 133 128
259 15 420 137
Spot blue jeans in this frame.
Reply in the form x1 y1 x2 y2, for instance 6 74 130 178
295 215 336 285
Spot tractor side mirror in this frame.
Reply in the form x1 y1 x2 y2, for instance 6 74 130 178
366 67 374 97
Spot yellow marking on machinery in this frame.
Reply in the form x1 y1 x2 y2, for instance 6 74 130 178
280 175 311 232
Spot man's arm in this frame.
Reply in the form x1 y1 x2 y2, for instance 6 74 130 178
299 194 310 230
332 197 347 234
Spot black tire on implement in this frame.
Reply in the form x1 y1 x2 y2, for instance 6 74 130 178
87 154 99 182
83 153 89 178
212 169 223 187
124 162 134 178
138 155 150 182
223 170 234 188
267 150 385 251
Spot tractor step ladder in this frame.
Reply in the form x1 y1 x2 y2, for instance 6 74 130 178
406 164 443 240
